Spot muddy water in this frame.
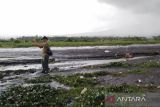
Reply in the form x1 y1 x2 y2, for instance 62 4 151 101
1 45 155 71
0 45 160 94
0 56 147 71
0 44 160 61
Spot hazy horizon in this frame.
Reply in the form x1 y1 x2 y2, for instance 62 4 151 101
0 0 160 38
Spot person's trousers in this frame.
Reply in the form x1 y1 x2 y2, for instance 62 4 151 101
42 55 49 73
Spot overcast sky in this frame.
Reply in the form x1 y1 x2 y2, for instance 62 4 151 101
0 0 160 38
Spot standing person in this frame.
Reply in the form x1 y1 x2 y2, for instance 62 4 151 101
32 36 52 74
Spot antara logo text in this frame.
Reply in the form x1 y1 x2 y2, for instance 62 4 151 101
117 96 146 102
106 95 146 104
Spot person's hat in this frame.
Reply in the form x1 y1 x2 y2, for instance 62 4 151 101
41 36 48 40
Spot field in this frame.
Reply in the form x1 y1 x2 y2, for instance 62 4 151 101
0 36 160 47
0 37 160 106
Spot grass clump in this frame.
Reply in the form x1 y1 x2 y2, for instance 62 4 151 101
74 71 110 77
0 85 70 107
139 61 160 68
106 84 142 93
102 62 132 68
53 75 98 87
127 69 145 74
94 60 160 69
25 75 55 83
73 87 106 107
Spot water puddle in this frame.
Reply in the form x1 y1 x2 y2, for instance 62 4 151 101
0 56 146 71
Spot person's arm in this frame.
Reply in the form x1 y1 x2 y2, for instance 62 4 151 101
32 39 45 48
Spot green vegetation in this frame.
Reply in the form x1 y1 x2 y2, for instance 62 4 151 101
0 36 160 47
127 69 145 74
25 71 126 86
1 69 157 107
104 62 132 68
85 62 132 69
96 61 160 68
0 84 144 107
25 72 103 87
139 61 160 68
25 75 56 83
53 75 98 87
0 85 70 107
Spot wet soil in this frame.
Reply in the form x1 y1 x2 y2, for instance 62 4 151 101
0 45 160 97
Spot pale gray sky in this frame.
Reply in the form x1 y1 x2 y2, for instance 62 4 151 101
98 0 160 36
0 0 159 38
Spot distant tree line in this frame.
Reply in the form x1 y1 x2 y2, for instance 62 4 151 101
0 35 160 42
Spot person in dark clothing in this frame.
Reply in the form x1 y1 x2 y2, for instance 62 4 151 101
32 36 51 73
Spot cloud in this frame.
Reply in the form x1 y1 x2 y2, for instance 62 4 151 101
96 0 160 36
99 0 160 14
